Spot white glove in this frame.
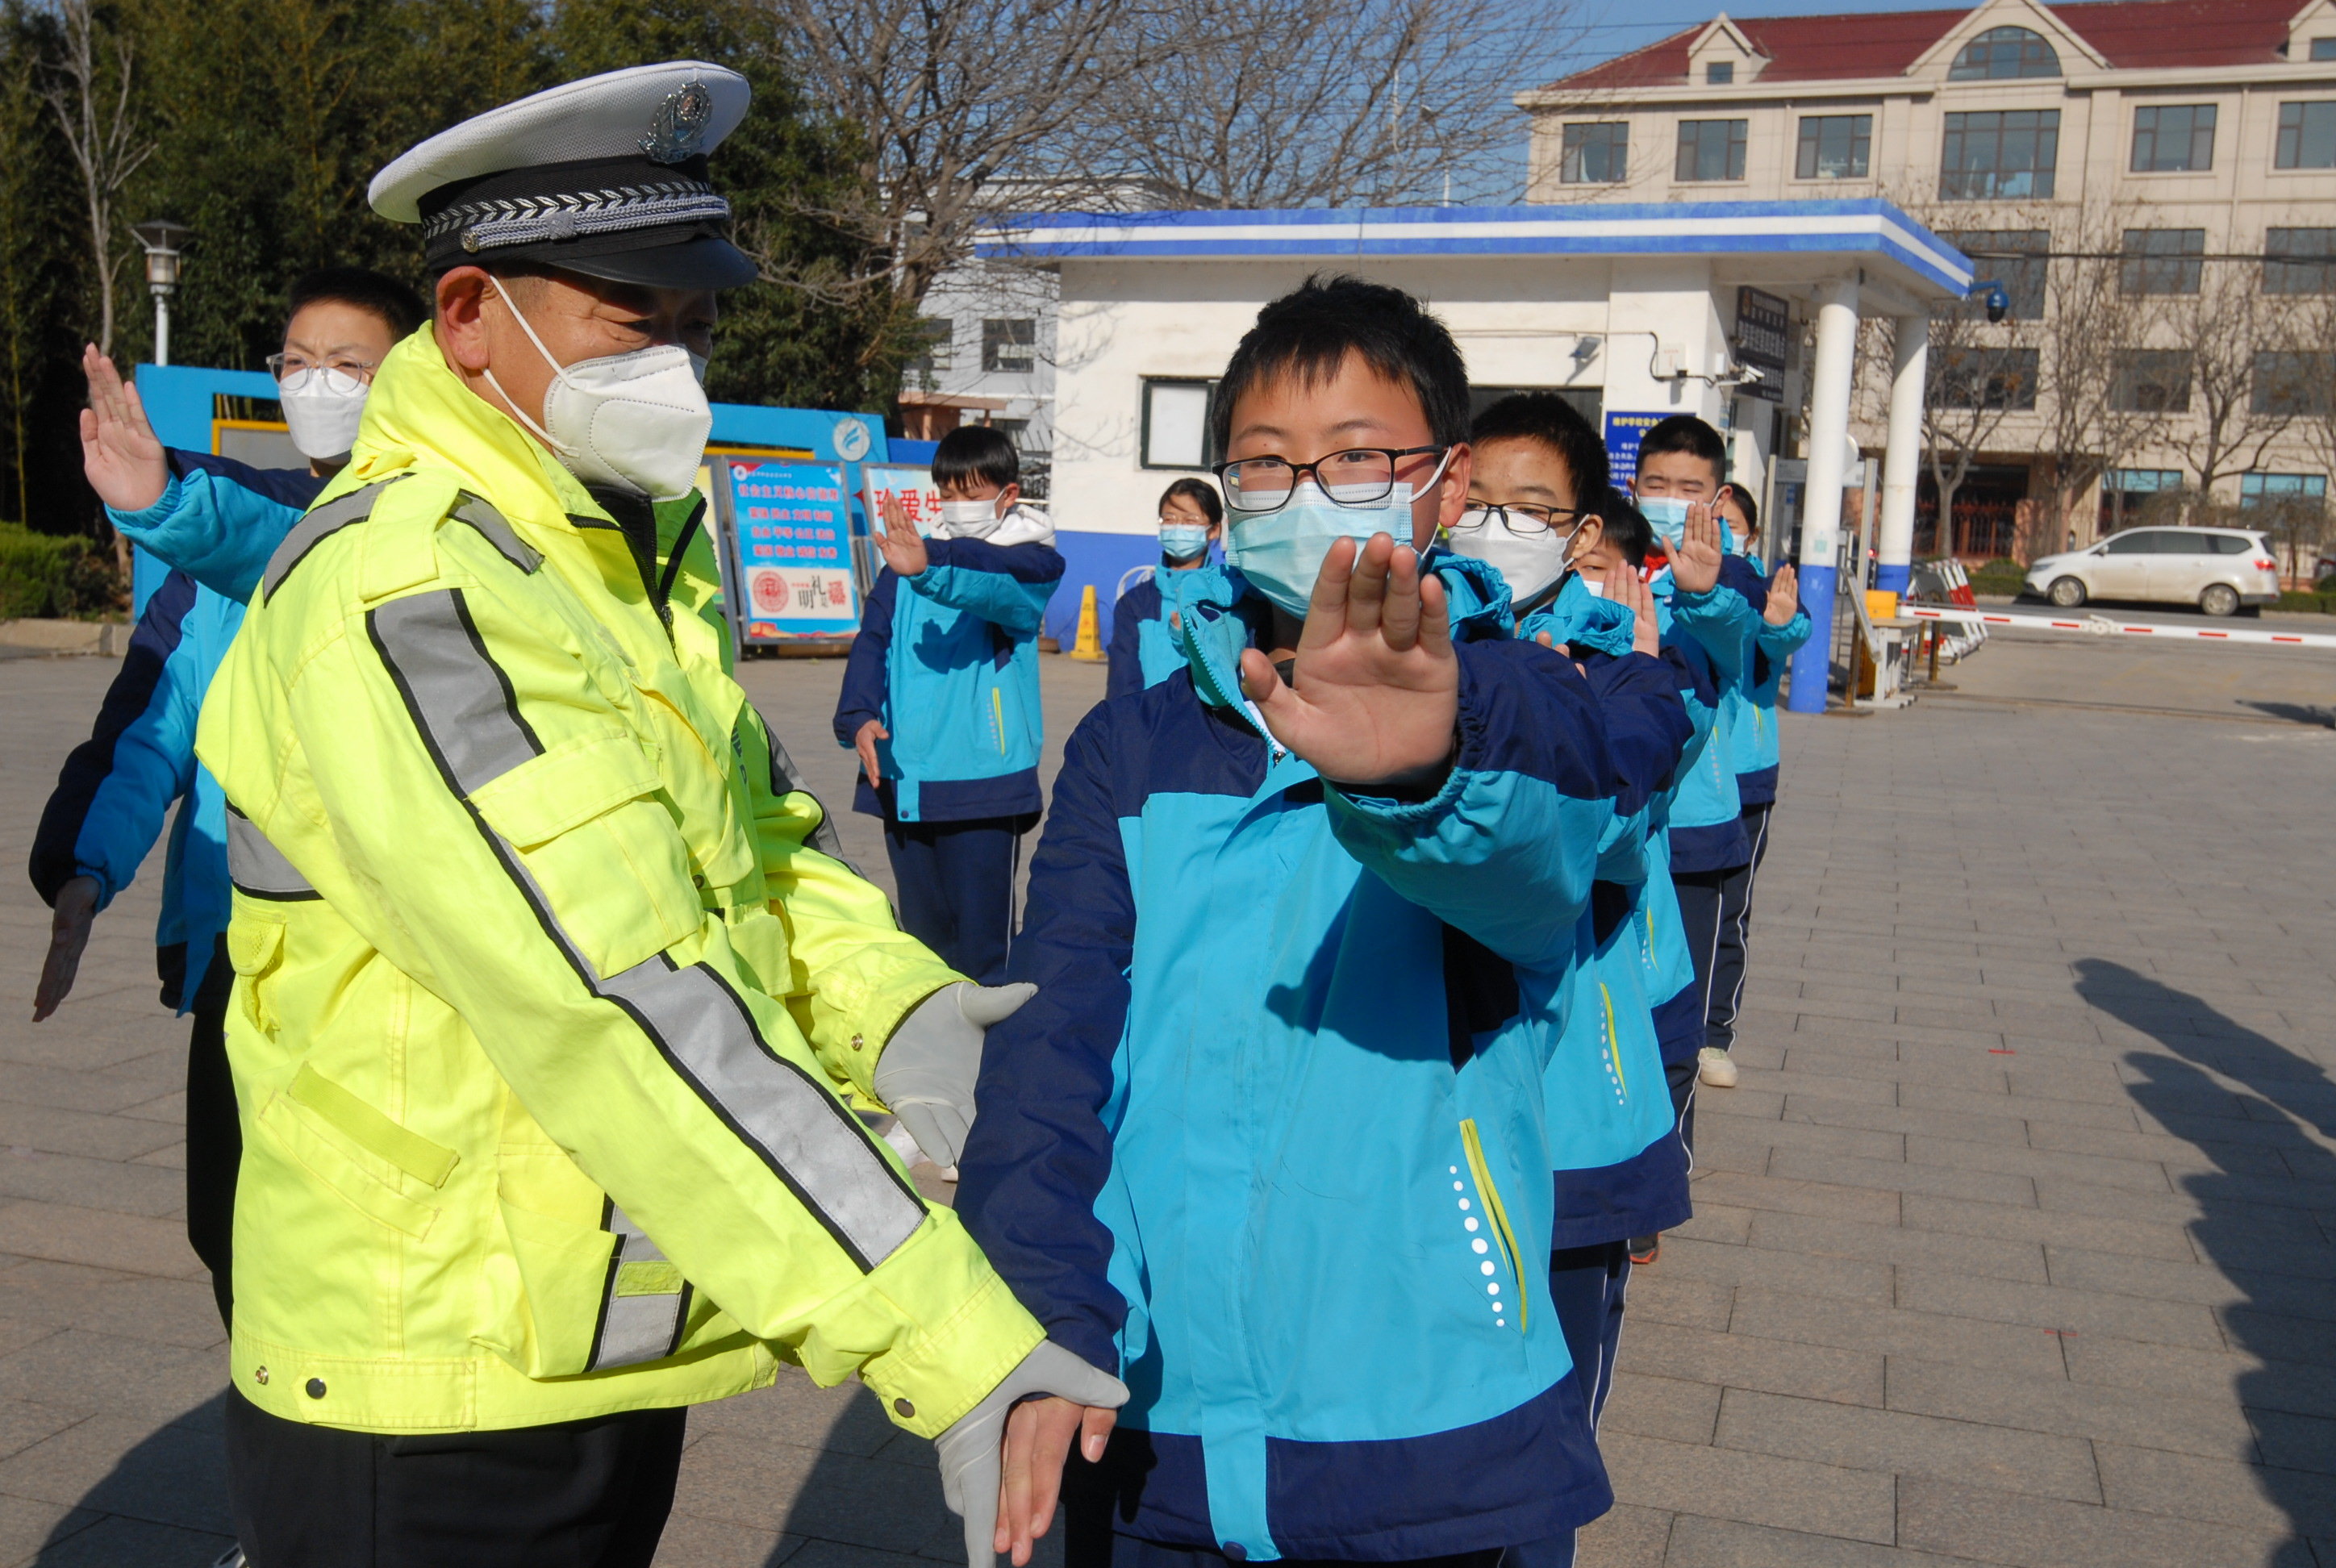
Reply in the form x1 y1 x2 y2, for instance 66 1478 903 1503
873 981 1036 1170
934 1339 1129 1568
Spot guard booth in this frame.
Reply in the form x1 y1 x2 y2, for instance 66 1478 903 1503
131 362 895 655
978 198 1971 711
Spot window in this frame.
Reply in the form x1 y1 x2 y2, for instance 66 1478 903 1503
1706 61 1734 84
1796 115 1872 179
2130 104 2217 172
1141 378 1216 469
1561 123 1629 184
1942 229 2049 319
2253 352 2334 415
1675 119 1748 181
981 318 1036 373
2276 102 2336 169
2313 38 2336 60
906 315 953 381
1939 110 2059 199
2108 469 2182 495
2120 229 2205 294
1948 26 2061 79
1936 347 2039 409
2109 350 2192 412
2102 530 2168 554
2241 472 2328 507
2264 228 2336 294
991 418 1032 448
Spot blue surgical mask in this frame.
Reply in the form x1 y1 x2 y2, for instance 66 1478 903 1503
1160 523 1212 561
1225 452 1455 615
1640 495 1690 551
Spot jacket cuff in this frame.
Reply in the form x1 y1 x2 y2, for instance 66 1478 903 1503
70 865 119 912
836 1211 1049 1437
106 473 183 535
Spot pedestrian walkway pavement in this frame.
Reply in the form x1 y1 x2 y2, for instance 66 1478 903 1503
0 641 2332 1566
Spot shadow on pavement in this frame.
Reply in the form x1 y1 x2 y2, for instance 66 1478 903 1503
2075 958 2336 1566
34 1391 234 1565
2236 702 2336 730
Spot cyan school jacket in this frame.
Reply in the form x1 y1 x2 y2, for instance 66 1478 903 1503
1650 555 1767 873
1520 578 1705 1245
832 515 1063 824
1106 553 1225 701
956 554 1677 1562
1726 553 1813 808
27 455 320 1009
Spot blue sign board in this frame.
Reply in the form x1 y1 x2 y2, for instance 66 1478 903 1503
1603 411 1665 482
726 461 860 640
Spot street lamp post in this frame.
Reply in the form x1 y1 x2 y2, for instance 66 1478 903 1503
131 220 190 367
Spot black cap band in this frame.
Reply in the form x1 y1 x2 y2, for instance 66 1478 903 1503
419 154 749 286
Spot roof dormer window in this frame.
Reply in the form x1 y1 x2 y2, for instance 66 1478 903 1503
1707 60 1735 83
1948 26 2062 80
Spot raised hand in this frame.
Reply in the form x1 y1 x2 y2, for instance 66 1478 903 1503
1239 533 1458 790
1609 561 1660 656
80 345 169 513
1764 563 1800 626
1669 501 1723 595
873 492 929 578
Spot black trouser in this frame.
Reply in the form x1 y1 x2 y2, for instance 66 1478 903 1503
186 951 240 1332
223 1390 686 1568
882 811 1036 985
1703 802 1775 1059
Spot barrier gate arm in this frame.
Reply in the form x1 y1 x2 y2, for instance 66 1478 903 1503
1902 604 2336 649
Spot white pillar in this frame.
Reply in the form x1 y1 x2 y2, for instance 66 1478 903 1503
152 292 169 368
1787 274 1860 714
1876 315 1927 594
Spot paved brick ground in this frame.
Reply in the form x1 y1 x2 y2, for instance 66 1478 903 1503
1 632 2332 1566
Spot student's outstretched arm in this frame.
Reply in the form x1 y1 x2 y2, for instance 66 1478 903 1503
907 539 1065 635
1754 562 1812 657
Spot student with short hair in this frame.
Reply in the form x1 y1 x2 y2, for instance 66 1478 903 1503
1106 477 1224 699
1629 415 1768 1168
958 277 1687 1568
1702 485 1810 1085
835 423 1065 983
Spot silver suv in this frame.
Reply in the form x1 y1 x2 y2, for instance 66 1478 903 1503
2025 528 2280 617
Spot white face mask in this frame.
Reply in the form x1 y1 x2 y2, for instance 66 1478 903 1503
277 367 369 462
1445 511 1575 608
485 289 712 501
935 497 1005 538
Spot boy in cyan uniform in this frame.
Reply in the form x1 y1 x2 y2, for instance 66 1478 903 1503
957 277 1688 1568
836 424 1065 983
1699 486 1811 1089
1448 398 1712 1568
1106 477 1223 699
1630 416 1767 1166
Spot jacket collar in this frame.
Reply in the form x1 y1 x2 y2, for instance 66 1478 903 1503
330 325 611 532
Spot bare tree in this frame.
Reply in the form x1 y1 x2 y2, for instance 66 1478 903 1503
39 0 152 356
2283 286 2336 581
2159 264 2309 519
2030 206 2163 557
1104 0 1583 210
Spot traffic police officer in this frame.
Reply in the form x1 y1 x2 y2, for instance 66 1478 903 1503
196 63 1120 1566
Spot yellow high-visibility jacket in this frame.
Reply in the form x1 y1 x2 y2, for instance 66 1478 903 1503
194 327 1043 1435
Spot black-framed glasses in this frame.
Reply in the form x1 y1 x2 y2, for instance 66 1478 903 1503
1454 500 1584 537
1213 445 1447 514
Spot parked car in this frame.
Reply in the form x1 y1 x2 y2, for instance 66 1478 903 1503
2024 528 2281 617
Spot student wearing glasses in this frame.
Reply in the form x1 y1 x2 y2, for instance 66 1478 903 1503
1105 477 1224 699
31 267 425 1339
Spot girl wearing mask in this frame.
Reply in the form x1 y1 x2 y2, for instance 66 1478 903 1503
1104 477 1224 699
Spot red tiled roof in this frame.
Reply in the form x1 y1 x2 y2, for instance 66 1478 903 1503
1547 0 2300 91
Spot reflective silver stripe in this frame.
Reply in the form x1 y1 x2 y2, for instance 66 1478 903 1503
450 494 541 575
600 957 924 1270
369 590 542 796
225 807 318 900
367 599 926 1279
260 477 406 601
589 1204 690 1370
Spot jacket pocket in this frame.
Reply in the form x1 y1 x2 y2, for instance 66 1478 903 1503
226 915 286 1036
485 1161 692 1382
1459 1118 1528 1332
254 1066 456 1241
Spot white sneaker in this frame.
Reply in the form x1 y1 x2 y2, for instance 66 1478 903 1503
1697 1048 1738 1088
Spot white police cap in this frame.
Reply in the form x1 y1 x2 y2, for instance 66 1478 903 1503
369 62 757 290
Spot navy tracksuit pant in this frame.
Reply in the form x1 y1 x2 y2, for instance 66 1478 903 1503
1501 1241 1633 1568
882 812 1034 985
1705 801 1775 1059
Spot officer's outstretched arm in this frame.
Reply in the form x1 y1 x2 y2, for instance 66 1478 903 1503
215 570 1045 1441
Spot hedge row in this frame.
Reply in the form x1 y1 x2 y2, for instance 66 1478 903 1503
0 522 121 619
